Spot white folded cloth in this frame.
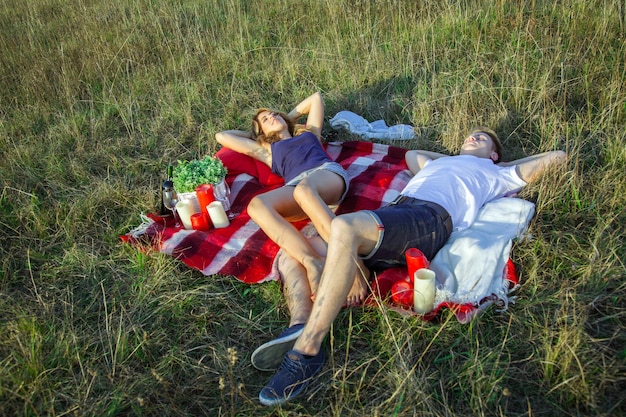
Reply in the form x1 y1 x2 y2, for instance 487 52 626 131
329 110 416 141
430 197 535 310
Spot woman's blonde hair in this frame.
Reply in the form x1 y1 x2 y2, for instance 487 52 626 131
251 108 308 144
469 126 503 163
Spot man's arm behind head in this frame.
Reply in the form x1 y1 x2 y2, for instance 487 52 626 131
501 150 567 183
405 150 450 175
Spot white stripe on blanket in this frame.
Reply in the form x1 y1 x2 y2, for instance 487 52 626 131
430 197 535 308
329 110 416 141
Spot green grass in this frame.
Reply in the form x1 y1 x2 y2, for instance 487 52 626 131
1 0 624 415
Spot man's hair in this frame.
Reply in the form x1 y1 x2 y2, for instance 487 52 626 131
469 127 503 163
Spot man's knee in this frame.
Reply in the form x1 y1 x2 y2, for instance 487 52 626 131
329 213 360 238
329 212 378 251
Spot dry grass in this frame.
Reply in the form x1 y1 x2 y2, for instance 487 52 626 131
0 0 624 415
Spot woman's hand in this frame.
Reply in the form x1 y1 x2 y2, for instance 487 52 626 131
288 92 324 138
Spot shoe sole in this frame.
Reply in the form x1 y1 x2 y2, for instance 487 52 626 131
259 383 307 406
251 327 304 371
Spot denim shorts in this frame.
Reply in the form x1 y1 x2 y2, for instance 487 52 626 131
285 161 349 203
361 202 450 270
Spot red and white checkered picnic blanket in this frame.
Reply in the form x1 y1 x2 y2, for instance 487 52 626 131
122 140 521 321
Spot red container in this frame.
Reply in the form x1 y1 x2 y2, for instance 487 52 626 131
190 212 210 231
195 184 215 215
405 248 429 283
391 280 413 307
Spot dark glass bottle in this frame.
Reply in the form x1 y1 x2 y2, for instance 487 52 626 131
158 165 174 216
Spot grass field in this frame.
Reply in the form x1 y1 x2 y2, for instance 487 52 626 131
1 0 624 415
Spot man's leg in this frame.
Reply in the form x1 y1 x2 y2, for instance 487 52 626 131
251 245 313 371
281 236 328 326
259 211 380 405
251 236 327 371
292 211 379 355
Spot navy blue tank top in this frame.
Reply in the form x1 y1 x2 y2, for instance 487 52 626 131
270 131 331 182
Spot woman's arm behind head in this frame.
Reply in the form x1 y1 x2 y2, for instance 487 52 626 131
288 92 324 139
215 130 272 166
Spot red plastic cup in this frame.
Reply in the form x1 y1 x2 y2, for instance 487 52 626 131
405 248 429 283
190 212 210 231
195 184 215 215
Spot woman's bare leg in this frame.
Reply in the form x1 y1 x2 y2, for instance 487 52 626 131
248 187 324 286
292 170 345 243
291 170 345 293
250 171 345 296
277 236 328 326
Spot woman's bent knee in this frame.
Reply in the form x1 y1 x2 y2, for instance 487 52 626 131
247 195 268 219
292 182 312 205
293 181 331 206
293 175 343 206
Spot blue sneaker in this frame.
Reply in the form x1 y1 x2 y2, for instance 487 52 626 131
258 349 325 406
251 324 305 371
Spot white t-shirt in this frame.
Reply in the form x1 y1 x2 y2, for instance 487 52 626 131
401 155 527 231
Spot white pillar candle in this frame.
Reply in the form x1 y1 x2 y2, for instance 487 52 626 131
413 268 436 314
178 192 201 213
175 199 198 230
207 201 230 228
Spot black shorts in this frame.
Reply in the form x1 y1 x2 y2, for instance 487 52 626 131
361 200 451 270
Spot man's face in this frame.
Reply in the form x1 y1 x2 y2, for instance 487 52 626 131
460 132 498 161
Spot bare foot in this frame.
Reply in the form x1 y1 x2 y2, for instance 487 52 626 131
345 269 370 306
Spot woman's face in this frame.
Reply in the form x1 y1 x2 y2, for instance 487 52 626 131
257 110 287 135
